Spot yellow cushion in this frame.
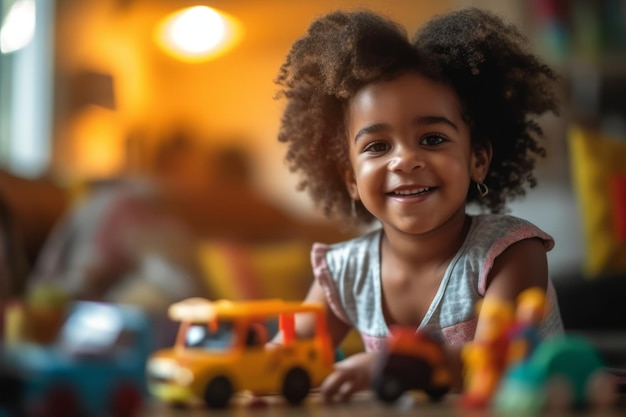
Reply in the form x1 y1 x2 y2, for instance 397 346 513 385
569 126 626 277
196 240 313 301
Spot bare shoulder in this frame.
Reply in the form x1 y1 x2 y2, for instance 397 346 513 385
486 237 549 302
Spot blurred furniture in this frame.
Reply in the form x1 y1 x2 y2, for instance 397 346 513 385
0 170 69 272
554 271 626 370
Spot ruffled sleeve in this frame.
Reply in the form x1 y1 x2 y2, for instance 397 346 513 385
477 218 555 295
311 242 352 325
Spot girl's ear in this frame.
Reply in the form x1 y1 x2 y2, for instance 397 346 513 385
343 168 360 200
471 142 493 182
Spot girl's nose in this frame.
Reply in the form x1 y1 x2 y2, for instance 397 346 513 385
388 147 425 172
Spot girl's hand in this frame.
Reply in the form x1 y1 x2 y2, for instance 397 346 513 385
319 351 380 403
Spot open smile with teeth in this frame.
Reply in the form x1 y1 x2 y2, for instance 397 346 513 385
389 187 432 196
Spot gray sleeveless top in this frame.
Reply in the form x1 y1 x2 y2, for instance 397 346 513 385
312 214 564 351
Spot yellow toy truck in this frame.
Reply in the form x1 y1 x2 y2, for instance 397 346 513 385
146 298 334 408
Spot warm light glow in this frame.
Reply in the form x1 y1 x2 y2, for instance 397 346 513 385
169 6 225 53
0 0 36 53
155 5 243 63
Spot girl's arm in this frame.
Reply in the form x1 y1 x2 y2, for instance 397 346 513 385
299 279 378 403
296 279 352 346
475 237 549 340
269 278 351 345
447 238 548 399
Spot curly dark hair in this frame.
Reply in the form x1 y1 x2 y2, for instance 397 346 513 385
413 7 560 213
275 8 559 224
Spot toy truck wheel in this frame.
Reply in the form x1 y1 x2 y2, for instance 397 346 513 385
0 370 24 415
203 376 233 409
110 382 143 417
373 374 405 403
282 367 311 405
35 384 81 417
424 385 450 402
168 400 188 409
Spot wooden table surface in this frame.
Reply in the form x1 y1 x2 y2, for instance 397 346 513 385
145 390 626 417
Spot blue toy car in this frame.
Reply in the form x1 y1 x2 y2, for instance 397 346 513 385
1 301 153 417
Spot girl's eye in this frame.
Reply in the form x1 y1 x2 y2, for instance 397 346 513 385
421 134 447 146
363 141 389 153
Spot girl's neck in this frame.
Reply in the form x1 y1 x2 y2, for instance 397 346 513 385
381 210 471 269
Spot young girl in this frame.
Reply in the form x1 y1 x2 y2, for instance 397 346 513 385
274 7 564 402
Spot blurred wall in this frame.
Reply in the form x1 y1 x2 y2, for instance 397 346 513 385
51 0 454 219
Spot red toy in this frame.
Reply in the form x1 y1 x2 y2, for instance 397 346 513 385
372 326 451 404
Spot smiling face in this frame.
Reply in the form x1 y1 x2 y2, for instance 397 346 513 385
344 71 490 236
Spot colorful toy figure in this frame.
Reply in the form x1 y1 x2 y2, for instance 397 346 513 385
1 301 153 417
460 297 514 408
506 287 547 367
146 298 334 409
371 326 451 404
460 287 556 409
462 287 618 412
494 335 616 413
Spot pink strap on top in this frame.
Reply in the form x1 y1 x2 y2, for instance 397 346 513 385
311 243 351 325
477 224 555 295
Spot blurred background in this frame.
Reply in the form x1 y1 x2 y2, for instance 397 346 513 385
0 0 625 322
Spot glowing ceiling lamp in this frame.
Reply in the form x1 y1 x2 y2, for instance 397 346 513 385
154 5 243 63
0 0 36 54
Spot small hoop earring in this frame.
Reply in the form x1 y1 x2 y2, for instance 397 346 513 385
351 199 357 217
476 181 489 197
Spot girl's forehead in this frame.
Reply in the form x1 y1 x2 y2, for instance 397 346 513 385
352 71 458 101
347 72 464 125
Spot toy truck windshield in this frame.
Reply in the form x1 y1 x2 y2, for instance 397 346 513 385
58 302 127 357
184 321 235 351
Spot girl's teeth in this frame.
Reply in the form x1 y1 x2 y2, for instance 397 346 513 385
394 187 429 196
